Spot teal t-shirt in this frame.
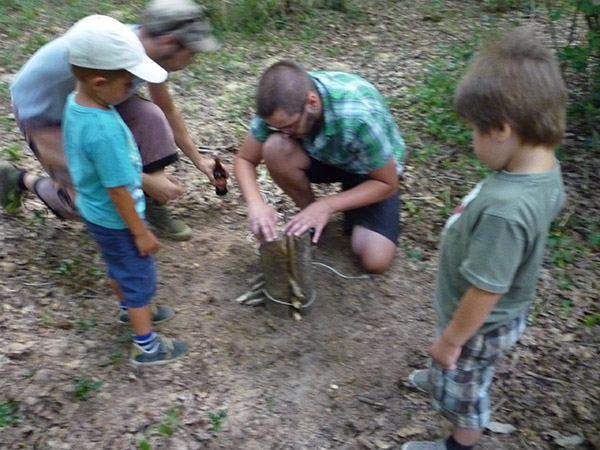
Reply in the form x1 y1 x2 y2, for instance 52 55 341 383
250 71 405 175
434 164 565 333
63 93 145 229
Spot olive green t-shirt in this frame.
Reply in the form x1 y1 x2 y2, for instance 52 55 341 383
434 163 565 334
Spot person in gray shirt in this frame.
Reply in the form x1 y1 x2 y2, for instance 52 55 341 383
2 0 220 241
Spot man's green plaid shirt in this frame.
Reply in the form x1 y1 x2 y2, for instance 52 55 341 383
250 71 405 175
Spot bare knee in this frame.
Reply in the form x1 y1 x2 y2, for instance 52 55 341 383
351 226 396 274
263 133 309 174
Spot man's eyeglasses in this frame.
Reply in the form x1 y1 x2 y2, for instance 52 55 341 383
267 108 306 136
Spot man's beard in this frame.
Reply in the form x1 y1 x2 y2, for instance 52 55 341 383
292 111 320 140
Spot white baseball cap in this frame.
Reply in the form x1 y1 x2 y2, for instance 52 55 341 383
65 15 168 84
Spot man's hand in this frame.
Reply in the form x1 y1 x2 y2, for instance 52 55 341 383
196 156 230 185
142 172 185 204
248 202 279 241
284 200 333 243
133 229 160 256
430 334 462 370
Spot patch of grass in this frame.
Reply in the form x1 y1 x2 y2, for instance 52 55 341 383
135 405 184 449
3 191 22 215
265 394 276 413
408 143 440 166
116 331 134 344
56 257 81 276
4 144 21 162
20 368 37 380
76 317 97 332
583 312 600 327
73 376 102 401
401 37 481 150
28 209 48 227
110 350 125 363
404 199 423 224
403 244 423 262
39 312 51 328
0 400 19 427
421 0 445 22
208 409 228 432
560 298 573 317
547 228 576 269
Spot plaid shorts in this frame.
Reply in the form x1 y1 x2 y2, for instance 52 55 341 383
429 311 527 429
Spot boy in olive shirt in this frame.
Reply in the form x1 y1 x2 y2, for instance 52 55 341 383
402 27 566 450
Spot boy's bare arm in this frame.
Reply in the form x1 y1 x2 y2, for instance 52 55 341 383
107 186 160 256
430 286 502 370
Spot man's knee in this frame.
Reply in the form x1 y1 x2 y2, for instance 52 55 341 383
352 226 396 274
263 133 308 172
360 251 395 274
117 98 176 167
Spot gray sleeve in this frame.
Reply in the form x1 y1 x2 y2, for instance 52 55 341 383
459 213 527 294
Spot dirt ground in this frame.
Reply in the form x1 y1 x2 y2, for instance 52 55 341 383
0 1 598 449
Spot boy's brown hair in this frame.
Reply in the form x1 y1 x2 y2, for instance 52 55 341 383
256 60 316 118
70 65 129 82
454 27 567 148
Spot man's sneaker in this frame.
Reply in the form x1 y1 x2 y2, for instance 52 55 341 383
145 198 192 241
408 369 430 393
131 336 188 366
0 163 24 210
401 440 446 450
118 304 174 325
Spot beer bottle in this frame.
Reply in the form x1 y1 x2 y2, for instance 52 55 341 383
213 157 228 196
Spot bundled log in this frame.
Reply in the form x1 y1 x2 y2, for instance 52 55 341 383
235 232 314 319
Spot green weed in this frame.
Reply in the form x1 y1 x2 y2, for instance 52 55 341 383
557 278 574 291
265 395 276 413
208 409 228 432
403 244 424 262
547 229 576 268
528 302 541 324
110 350 125 362
39 312 51 328
135 405 183 449
0 400 19 427
560 298 573 317
57 257 81 276
421 0 445 22
3 191 22 214
74 376 102 401
3 145 20 162
20 368 37 380
28 209 48 227
584 312 600 327
76 317 97 332
87 267 103 277
116 331 135 344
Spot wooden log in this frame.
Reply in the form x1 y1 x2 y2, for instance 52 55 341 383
259 232 314 318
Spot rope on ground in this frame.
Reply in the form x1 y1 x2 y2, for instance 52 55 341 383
312 261 372 280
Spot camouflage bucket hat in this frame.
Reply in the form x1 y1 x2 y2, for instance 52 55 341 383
143 0 220 52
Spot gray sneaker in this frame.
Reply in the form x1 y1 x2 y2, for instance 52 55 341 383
118 304 174 325
131 336 188 366
408 369 430 393
0 163 23 211
401 440 446 450
145 198 192 241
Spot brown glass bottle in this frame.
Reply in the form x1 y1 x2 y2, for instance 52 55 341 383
213 157 228 196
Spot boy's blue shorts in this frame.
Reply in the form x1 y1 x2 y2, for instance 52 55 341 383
306 157 401 244
428 311 527 429
84 219 157 309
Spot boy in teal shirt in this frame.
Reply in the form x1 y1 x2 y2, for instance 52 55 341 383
63 15 187 365
402 27 566 449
